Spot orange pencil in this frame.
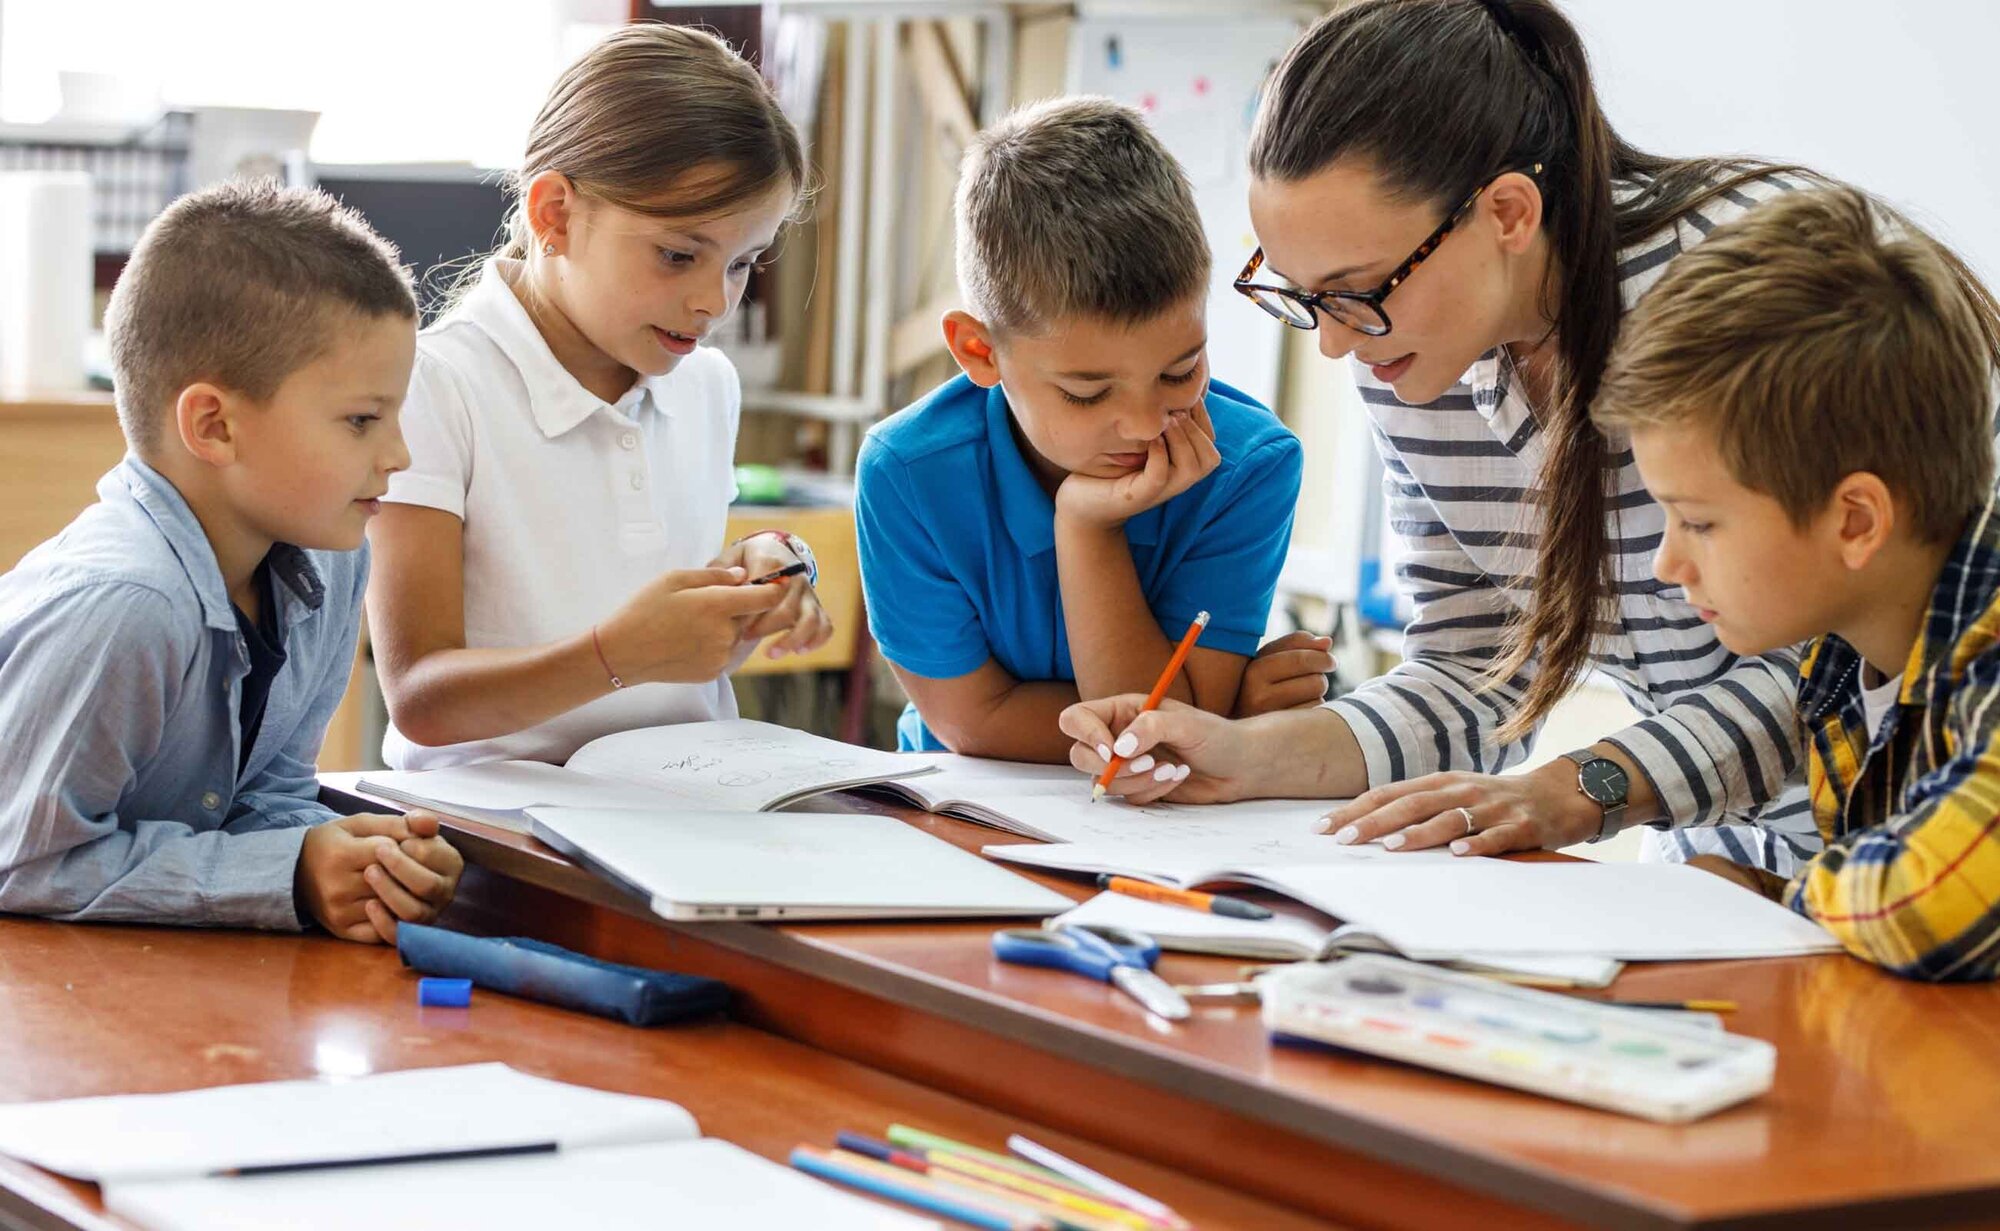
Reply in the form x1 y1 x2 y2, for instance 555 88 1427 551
1092 610 1208 801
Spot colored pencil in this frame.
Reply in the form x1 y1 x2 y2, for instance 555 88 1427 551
1611 999 1738 1013
791 1146 1048 1231
827 1148 1144 1231
1092 611 1209 800
886 1125 1066 1181
1008 1135 1188 1230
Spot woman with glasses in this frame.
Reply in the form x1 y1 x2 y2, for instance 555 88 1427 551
1061 0 1829 875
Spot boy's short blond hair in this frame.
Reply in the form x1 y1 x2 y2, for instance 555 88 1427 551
1595 185 1998 542
954 96 1209 335
105 180 416 454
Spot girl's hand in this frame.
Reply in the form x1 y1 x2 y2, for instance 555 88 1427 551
1058 695 1255 805
599 566 787 685
1054 400 1222 530
710 536 835 661
1318 762 1603 856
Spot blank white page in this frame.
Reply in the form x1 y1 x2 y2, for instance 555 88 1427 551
1236 862 1843 961
0 1064 696 1184
104 1139 936 1231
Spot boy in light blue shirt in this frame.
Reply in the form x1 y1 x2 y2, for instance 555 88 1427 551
0 182 461 942
857 97 1310 764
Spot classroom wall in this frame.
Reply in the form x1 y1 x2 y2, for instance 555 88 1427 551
1565 0 2000 283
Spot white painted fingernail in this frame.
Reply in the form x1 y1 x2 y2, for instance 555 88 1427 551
1332 825 1359 845
1153 764 1175 782
1382 833 1406 850
1174 764 1191 781
1126 754 1155 775
1097 743 1112 762
1113 732 1138 757
1450 840 1471 855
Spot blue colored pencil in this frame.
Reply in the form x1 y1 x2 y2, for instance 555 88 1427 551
791 1146 1044 1231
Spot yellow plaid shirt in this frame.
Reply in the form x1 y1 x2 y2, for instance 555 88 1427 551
1790 498 2000 981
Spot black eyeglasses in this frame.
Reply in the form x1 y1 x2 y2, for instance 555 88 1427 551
1233 164 1543 338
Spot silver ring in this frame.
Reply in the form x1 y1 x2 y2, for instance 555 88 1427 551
1455 806 1477 836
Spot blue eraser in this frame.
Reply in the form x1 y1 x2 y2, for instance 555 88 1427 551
418 977 472 1008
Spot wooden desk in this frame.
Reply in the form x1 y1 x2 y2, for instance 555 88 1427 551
0 916 1326 1231
323 783 2000 1231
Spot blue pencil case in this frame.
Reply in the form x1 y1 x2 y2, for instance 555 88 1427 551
396 923 731 1027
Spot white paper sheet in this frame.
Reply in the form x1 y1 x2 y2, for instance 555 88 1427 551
104 1139 935 1231
0 1064 697 1183
1233 861 1843 961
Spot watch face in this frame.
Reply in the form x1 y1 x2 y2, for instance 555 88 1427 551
1578 758 1630 805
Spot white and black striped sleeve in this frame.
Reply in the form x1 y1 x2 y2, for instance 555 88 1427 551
1322 445 1543 786
1602 644 1805 828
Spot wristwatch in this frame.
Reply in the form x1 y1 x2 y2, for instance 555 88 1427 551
1557 750 1630 843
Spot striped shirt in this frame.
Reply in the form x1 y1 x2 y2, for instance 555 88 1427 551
1788 496 2000 981
1324 175 1821 874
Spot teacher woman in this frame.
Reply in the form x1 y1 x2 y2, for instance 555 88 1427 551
1063 0 1825 872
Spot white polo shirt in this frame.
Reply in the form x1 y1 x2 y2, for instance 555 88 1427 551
380 259 740 770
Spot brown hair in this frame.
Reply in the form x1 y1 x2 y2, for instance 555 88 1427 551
1595 186 1999 541
956 95 1210 334
500 23 807 262
1247 0 1808 736
104 179 415 454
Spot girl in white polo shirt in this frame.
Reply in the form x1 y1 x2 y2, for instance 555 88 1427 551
366 24 831 770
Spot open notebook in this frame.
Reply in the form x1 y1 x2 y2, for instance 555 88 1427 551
1036 862 1842 962
0 1065 929 1231
867 752 1345 848
358 719 938 833
1051 891 1624 987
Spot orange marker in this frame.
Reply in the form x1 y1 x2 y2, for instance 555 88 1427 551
1092 611 1208 801
1098 874 1273 920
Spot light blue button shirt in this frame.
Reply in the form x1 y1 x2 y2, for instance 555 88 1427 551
0 457 365 929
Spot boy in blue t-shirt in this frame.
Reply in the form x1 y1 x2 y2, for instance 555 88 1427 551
857 96 1310 766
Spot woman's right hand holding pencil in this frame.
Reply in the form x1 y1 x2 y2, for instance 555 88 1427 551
1060 695 1254 805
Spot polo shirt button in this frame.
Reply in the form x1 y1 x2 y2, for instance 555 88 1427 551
619 432 638 450
200 791 221 810
629 473 645 490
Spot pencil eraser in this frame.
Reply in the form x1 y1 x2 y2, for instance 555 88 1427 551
418 977 472 1008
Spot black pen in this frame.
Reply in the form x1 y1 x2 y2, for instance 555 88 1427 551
750 561 810 585
215 1140 558 1177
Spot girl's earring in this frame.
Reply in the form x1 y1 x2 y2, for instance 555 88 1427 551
542 241 556 257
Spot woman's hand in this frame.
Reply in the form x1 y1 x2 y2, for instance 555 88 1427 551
1319 760 1604 855
1058 695 1258 804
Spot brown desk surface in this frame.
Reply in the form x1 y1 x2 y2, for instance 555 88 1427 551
0 916 1330 1231
321 781 2000 1231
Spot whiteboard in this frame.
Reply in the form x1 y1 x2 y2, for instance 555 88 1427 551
1565 0 2000 285
1067 16 1307 411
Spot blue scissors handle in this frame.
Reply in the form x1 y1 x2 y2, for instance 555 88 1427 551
990 924 1158 983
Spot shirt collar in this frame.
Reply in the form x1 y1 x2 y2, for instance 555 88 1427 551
461 258 665 440
1800 494 2000 720
110 457 327 633
982 381 1163 557
1899 495 2000 712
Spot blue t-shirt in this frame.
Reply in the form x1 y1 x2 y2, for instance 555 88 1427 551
856 373 1303 751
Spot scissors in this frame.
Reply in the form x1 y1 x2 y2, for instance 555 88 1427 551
991 924 1191 1021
